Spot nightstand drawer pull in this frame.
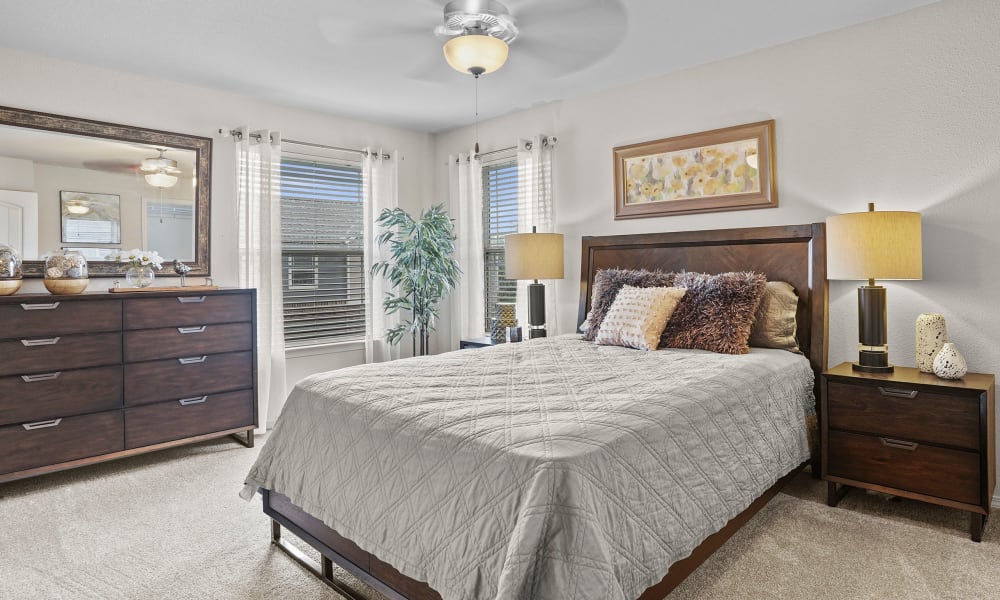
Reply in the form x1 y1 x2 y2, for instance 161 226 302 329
20 302 60 311
880 437 919 451
177 325 207 334
21 372 61 382
179 396 208 406
22 418 62 430
177 296 206 303
878 386 918 399
177 355 208 365
20 337 61 347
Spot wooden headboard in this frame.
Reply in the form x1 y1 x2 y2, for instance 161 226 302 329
578 223 828 375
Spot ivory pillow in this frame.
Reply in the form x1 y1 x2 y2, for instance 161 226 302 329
583 268 676 341
596 285 686 351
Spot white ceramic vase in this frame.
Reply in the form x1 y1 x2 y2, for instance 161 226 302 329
915 313 947 373
932 342 967 380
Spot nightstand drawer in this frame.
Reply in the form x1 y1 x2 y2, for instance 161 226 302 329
827 381 980 450
827 430 980 505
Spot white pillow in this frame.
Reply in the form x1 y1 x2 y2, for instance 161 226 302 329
595 285 686 351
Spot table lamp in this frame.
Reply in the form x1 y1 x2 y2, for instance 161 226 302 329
504 227 564 339
826 203 922 373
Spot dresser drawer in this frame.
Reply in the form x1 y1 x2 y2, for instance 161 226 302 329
123 322 253 363
827 381 980 450
0 332 122 377
827 430 980 505
124 293 252 330
124 351 253 406
0 366 123 426
0 410 124 475
0 299 122 338
125 389 254 448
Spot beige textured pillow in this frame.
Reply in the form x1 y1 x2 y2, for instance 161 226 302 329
749 281 800 353
596 286 686 351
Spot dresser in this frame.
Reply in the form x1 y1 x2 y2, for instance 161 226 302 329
821 362 996 541
0 288 257 484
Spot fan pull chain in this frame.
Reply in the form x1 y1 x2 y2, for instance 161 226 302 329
474 73 480 155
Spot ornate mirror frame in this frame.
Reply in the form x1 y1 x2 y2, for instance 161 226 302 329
0 105 212 277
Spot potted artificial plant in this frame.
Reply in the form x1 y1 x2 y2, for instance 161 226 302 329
371 204 460 356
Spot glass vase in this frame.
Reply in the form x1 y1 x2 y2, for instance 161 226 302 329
126 265 156 288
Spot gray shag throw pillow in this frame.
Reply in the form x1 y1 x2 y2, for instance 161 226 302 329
582 268 676 341
659 271 767 354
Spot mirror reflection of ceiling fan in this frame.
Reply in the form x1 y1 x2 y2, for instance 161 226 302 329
81 147 181 189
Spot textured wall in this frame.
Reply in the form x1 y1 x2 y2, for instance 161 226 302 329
433 0 1000 495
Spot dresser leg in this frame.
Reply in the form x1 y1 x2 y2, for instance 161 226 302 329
231 429 254 448
970 513 986 542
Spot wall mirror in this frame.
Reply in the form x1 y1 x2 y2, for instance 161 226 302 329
0 106 211 277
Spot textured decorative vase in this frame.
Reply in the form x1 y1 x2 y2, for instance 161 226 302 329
491 303 517 344
126 265 156 288
932 342 967 380
915 313 947 373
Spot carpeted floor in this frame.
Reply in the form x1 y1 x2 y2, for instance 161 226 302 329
1 435 997 600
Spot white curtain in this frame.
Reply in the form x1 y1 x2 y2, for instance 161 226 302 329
363 148 400 363
516 135 558 334
449 151 485 344
236 127 286 432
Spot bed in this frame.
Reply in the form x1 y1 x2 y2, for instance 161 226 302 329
243 223 828 600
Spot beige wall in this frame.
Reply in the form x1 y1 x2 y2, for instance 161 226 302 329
0 46 435 423
432 0 1000 499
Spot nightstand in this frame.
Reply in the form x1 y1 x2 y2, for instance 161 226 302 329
821 362 996 541
459 336 497 349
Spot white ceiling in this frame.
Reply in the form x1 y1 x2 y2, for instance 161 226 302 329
0 0 938 133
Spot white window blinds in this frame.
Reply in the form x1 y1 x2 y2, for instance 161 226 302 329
279 156 366 346
482 159 518 331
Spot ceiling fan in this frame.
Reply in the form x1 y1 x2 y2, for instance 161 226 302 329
139 148 181 188
317 0 627 80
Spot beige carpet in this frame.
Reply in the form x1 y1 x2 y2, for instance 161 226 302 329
1 435 997 600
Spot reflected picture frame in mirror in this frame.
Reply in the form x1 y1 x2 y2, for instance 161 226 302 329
0 105 211 277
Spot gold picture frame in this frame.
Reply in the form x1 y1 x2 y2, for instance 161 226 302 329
613 120 777 219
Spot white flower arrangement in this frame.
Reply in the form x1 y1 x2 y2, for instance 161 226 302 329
106 249 165 270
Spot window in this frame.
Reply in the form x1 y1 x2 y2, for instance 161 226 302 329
280 156 366 346
482 160 518 331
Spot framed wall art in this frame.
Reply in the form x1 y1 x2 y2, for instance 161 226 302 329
60 190 122 244
613 120 777 219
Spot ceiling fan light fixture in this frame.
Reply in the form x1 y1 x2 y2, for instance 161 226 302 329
145 171 178 188
443 33 508 76
65 202 90 215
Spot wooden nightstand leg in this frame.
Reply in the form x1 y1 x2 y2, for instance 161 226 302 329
970 513 987 542
826 481 849 507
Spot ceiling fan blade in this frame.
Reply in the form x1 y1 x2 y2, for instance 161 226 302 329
506 0 626 73
81 160 141 175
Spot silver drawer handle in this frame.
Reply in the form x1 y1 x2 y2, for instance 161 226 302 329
22 418 62 430
179 396 208 406
177 356 208 365
20 337 61 347
878 386 918 399
21 372 61 382
880 437 919 451
20 302 61 311
177 296 206 303
177 326 207 334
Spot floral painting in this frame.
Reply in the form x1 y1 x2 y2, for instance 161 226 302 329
623 138 760 205
614 120 777 219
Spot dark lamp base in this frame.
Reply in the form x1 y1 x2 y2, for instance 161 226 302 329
852 362 894 374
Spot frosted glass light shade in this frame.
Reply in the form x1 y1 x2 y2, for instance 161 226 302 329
145 171 178 188
504 233 564 280
443 34 509 75
826 207 922 280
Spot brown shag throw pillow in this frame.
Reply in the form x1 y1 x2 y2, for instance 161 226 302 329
659 271 767 354
583 268 676 341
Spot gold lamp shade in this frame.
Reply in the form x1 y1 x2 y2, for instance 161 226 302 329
826 207 922 281
504 232 564 280
443 34 509 75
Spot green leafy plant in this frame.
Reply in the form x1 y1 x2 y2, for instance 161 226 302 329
370 204 461 356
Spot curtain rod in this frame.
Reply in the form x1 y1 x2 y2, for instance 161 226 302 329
220 129 390 159
456 136 558 163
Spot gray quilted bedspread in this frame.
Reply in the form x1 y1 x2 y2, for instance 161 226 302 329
243 336 814 600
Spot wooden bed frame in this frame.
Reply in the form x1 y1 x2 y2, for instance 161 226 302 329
261 223 829 600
